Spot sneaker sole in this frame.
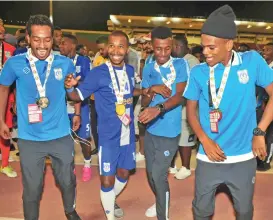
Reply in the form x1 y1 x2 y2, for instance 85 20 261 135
2 174 17 178
174 173 191 180
145 214 157 218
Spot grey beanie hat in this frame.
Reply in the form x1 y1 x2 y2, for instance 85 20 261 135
201 5 237 39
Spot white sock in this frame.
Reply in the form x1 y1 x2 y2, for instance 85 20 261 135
100 187 115 220
84 158 91 168
114 176 127 196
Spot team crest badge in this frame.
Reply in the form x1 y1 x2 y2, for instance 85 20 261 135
103 162 110 172
54 68 63 80
164 150 170 157
237 69 249 84
76 66 81 74
5 51 11 58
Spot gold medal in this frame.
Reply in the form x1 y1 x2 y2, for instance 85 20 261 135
116 104 126 116
37 97 49 109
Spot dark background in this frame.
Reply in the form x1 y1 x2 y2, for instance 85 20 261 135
1 1 273 30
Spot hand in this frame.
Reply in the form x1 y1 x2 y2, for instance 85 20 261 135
65 74 81 89
142 88 153 98
138 107 160 124
252 136 267 161
202 137 226 162
72 115 81 131
151 85 171 98
0 121 11 139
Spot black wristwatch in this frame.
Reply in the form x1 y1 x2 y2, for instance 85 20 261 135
253 127 266 136
155 103 166 115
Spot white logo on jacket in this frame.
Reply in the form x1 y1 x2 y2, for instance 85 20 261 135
237 69 249 84
54 68 63 80
76 66 81 74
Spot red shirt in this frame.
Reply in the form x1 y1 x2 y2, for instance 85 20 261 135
1 41 15 64
1 41 16 128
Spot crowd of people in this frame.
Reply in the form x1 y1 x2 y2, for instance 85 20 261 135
0 4 273 220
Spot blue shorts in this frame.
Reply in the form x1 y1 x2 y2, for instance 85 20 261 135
68 102 91 139
98 142 136 176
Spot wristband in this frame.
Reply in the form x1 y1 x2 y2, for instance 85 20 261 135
74 114 81 117
66 87 75 93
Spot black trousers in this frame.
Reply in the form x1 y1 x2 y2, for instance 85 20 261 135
89 99 98 149
18 135 76 220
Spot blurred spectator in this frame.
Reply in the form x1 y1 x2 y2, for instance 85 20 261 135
238 43 250 53
93 36 108 67
53 26 62 52
17 36 28 48
95 36 108 59
14 28 26 39
13 36 28 55
88 50 95 63
191 45 204 63
136 41 144 51
262 43 273 64
76 44 88 56
141 33 154 64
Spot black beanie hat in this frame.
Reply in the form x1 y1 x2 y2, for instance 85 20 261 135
201 5 237 39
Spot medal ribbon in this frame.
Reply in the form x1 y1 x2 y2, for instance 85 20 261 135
106 61 127 104
72 54 78 66
209 52 233 110
154 58 176 90
27 48 54 98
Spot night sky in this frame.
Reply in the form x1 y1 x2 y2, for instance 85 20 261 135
0 1 273 31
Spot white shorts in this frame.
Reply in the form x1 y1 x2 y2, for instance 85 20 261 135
179 119 196 147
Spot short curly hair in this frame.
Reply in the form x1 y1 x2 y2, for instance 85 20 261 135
26 14 54 37
151 26 172 41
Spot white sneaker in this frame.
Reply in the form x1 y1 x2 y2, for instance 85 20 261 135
8 155 15 162
0 165 17 178
145 203 156 217
169 166 178 174
175 166 191 180
136 152 145 162
0 154 14 162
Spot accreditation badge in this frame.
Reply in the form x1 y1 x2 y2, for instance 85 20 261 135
209 109 222 133
28 104 42 123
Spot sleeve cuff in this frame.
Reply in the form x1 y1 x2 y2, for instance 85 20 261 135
66 87 75 93
183 95 199 101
